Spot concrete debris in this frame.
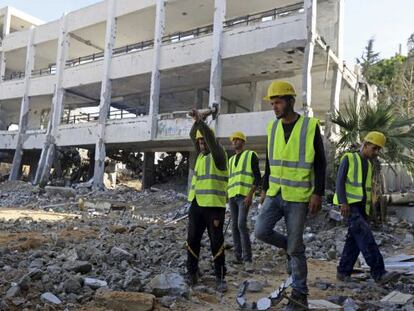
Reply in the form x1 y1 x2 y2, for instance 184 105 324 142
5 285 20 299
236 276 293 310
343 297 359 311
83 200 112 212
110 246 134 262
381 291 414 305
40 292 62 305
63 277 82 294
62 260 92 273
45 186 76 198
389 192 414 205
329 209 343 222
160 295 178 308
246 279 266 293
84 277 108 289
148 273 189 298
308 299 341 309
0 180 414 310
257 297 271 310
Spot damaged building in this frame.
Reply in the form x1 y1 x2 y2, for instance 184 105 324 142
0 0 366 188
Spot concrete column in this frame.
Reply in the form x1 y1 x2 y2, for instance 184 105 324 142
194 89 204 109
93 0 117 189
208 0 226 110
149 0 166 139
250 81 263 112
324 0 344 190
0 8 11 82
329 0 344 131
142 152 155 189
34 14 69 185
9 27 36 181
28 151 40 183
187 151 197 194
301 0 317 117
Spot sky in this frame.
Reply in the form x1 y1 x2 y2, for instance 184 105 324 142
0 0 413 66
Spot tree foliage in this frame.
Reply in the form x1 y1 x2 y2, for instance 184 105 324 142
358 38 414 115
331 100 414 171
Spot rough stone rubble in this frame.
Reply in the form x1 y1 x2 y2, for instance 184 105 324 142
0 180 413 310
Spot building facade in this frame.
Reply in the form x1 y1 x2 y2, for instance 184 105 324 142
0 0 364 188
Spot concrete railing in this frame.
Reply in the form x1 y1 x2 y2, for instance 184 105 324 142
3 3 304 82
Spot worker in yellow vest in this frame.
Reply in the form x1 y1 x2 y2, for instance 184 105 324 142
255 81 326 311
227 131 261 270
186 108 228 292
334 132 399 284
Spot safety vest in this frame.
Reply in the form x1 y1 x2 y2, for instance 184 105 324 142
227 150 257 198
333 152 372 215
267 115 318 202
188 152 228 208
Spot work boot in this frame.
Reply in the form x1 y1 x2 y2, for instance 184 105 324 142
215 277 228 293
232 257 243 265
185 272 198 286
283 290 308 311
375 271 400 285
336 272 353 282
244 261 254 273
286 255 292 276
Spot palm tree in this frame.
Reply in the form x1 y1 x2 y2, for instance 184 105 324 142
331 99 414 169
330 99 414 221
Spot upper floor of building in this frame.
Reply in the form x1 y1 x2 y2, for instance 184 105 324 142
0 0 343 86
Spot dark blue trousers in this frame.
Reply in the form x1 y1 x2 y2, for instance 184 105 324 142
337 204 386 280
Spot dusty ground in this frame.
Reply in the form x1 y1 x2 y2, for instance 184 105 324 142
0 181 413 310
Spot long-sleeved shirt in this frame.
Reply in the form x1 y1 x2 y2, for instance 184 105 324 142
230 151 261 187
336 152 369 205
189 120 227 171
262 115 326 196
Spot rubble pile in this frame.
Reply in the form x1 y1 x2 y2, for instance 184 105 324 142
0 180 413 310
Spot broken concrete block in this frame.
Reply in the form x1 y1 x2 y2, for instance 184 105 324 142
381 291 414 305
148 273 189 298
40 292 62 305
5 285 20 299
95 290 155 311
84 278 108 290
63 260 92 274
343 297 359 311
110 246 134 262
329 210 343 222
257 297 271 310
246 279 265 293
389 192 414 205
309 299 341 309
84 200 112 212
44 186 76 198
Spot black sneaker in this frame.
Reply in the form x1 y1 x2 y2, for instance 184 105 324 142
336 272 353 282
215 277 228 293
232 258 243 265
186 272 198 286
283 290 308 311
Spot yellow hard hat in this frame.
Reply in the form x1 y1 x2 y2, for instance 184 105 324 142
230 131 247 142
196 130 203 139
263 80 296 100
195 128 215 139
364 131 386 148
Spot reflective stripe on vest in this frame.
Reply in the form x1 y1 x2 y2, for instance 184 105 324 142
188 153 228 208
267 115 317 202
227 150 255 198
333 152 372 214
